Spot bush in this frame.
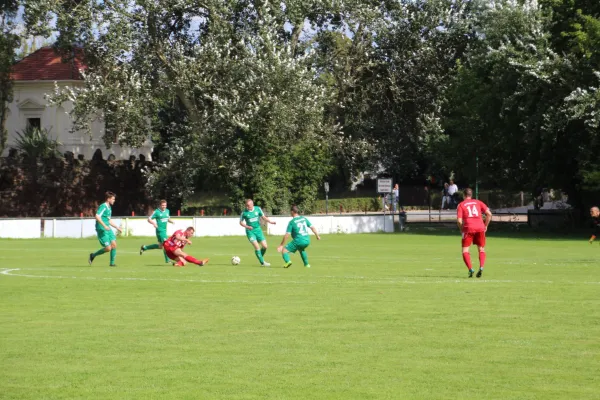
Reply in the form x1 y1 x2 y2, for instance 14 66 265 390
314 197 382 213
181 205 234 216
14 126 62 160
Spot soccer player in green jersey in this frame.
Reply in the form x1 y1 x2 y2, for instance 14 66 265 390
139 199 174 263
277 205 321 268
88 191 122 267
239 199 276 266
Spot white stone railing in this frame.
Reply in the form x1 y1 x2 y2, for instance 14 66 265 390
0 215 394 239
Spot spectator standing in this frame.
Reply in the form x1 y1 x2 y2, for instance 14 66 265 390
441 183 451 210
392 184 400 213
448 180 459 208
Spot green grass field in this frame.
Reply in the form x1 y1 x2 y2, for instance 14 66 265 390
1 231 599 399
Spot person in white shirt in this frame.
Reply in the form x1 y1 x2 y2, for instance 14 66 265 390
448 180 459 208
392 184 400 213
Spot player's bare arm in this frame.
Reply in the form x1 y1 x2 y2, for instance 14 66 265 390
277 233 290 252
484 209 492 231
174 232 188 243
168 218 175 224
240 220 253 230
261 215 276 225
109 219 123 233
95 214 110 231
457 218 463 231
147 216 158 229
310 226 321 240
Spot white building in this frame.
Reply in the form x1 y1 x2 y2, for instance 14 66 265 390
4 47 153 160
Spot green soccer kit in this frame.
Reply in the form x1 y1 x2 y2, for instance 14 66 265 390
140 208 171 262
151 208 170 243
95 202 115 247
281 215 314 268
240 206 266 242
285 216 312 253
90 201 117 266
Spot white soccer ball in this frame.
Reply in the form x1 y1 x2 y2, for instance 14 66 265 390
231 256 241 265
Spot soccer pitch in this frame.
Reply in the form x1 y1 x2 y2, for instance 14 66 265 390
1 232 599 399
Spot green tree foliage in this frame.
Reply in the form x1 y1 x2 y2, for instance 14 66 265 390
25 0 336 212
14 126 62 161
0 0 20 155
15 0 600 212
443 0 600 210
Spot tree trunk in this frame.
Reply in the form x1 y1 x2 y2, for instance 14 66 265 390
290 19 303 57
0 103 7 155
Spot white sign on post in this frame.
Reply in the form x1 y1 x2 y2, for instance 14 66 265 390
377 178 393 193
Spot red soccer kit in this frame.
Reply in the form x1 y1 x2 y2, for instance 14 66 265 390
163 230 187 260
457 199 489 247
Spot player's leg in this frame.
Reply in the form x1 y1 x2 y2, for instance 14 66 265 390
174 255 186 267
172 249 187 266
89 231 111 265
248 231 266 266
299 251 309 267
461 233 474 277
109 232 117 266
160 246 170 263
170 249 206 266
163 246 180 266
296 242 310 268
475 232 486 278
257 230 270 266
140 243 160 252
157 232 170 263
140 231 165 257
282 241 298 268
259 240 268 257
181 251 209 266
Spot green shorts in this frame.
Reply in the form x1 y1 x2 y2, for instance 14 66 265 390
246 227 266 243
97 229 116 248
156 230 168 244
285 239 310 253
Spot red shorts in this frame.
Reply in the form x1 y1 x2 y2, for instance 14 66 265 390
462 231 486 247
163 245 179 260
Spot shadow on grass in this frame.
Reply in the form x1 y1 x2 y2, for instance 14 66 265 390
400 222 590 241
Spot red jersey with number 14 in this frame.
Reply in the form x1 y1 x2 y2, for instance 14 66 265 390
165 230 187 249
457 199 489 233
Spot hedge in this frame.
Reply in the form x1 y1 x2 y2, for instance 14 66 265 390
314 197 383 213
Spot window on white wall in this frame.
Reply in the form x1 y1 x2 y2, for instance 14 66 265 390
27 118 41 129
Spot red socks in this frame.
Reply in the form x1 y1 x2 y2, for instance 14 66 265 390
462 252 472 270
185 255 202 265
479 251 486 269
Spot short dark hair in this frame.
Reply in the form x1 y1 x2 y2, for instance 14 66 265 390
186 226 195 232
105 191 116 200
291 205 300 214
464 188 473 197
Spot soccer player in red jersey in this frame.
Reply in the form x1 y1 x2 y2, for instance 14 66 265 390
163 227 209 267
589 207 600 244
456 188 492 278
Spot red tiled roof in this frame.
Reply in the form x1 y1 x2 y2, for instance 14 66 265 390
10 47 86 81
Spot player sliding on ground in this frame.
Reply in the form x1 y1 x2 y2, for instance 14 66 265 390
239 199 276 267
139 199 175 263
277 205 321 268
89 191 122 267
456 188 492 278
163 227 209 267
589 207 600 244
